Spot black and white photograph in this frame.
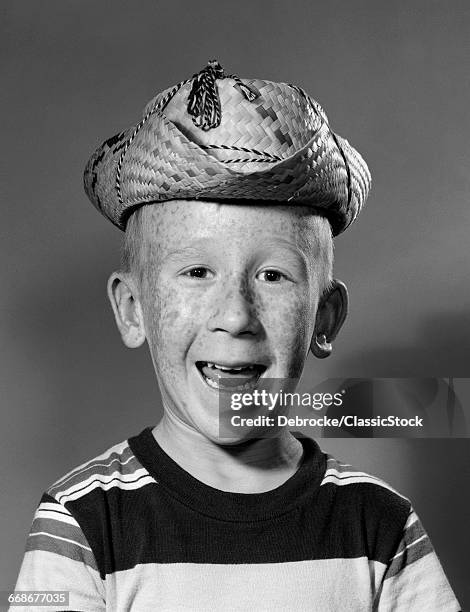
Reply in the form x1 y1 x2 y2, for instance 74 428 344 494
1 2 468 610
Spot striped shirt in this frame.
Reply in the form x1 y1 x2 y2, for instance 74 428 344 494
12 428 460 611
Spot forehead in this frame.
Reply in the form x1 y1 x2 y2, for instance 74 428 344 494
138 200 324 256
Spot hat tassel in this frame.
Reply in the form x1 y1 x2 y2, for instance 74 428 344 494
187 60 259 131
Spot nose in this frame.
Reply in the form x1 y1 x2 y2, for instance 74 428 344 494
207 276 261 336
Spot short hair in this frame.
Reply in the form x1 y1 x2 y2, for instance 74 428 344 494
120 205 147 286
121 203 334 295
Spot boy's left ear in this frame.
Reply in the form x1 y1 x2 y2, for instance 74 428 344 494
107 272 146 348
311 279 348 359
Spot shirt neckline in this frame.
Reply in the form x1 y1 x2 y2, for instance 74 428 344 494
128 426 326 522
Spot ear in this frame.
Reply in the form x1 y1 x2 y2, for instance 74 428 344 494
310 279 348 359
107 272 146 348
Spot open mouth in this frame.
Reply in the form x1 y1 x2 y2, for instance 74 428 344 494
195 361 267 391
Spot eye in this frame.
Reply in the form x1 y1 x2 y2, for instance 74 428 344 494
257 269 287 282
182 266 213 279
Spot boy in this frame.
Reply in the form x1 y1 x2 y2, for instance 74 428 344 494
12 61 460 611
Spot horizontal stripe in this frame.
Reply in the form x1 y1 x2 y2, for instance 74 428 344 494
56 470 155 503
394 514 427 558
37 501 73 516
384 508 433 578
386 534 434 578
321 472 409 500
29 517 92 549
323 470 383 485
379 551 461 611
322 455 409 501
49 450 143 497
324 467 383 482
35 509 80 528
29 531 92 552
26 532 98 571
404 509 419 530
106 558 385 612
326 456 353 468
67 480 410 576
391 533 428 562
49 440 132 493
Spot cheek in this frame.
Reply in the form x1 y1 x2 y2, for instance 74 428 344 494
259 288 316 367
143 282 202 362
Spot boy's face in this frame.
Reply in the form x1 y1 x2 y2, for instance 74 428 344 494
124 200 332 442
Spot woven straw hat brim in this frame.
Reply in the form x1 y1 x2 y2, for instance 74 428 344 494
84 112 370 236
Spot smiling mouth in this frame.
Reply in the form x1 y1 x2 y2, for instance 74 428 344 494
195 361 267 391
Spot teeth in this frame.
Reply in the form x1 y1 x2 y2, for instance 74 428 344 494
202 373 259 391
205 362 255 372
205 376 220 389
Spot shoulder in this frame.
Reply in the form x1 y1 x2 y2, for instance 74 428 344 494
45 432 155 506
320 453 411 517
33 430 157 578
315 452 412 565
22 437 145 585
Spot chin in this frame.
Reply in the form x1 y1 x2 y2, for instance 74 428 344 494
193 419 266 446
208 419 281 446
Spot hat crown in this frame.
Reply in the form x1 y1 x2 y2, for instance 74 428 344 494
142 61 325 164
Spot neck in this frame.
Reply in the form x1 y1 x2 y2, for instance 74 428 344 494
152 414 304 494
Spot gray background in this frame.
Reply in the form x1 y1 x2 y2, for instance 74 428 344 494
1 0 469 607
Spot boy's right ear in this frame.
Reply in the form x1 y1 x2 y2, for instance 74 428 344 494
107 272 146 348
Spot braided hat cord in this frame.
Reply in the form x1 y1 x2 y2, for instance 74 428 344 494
116 60 259 205
116 77 191 205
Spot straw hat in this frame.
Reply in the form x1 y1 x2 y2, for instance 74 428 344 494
83 60 371 235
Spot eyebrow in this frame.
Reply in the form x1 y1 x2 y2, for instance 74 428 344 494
160 237 317 269
257 237 312 255
161 244 209 262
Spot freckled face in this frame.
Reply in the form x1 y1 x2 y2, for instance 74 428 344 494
138 200 326 441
